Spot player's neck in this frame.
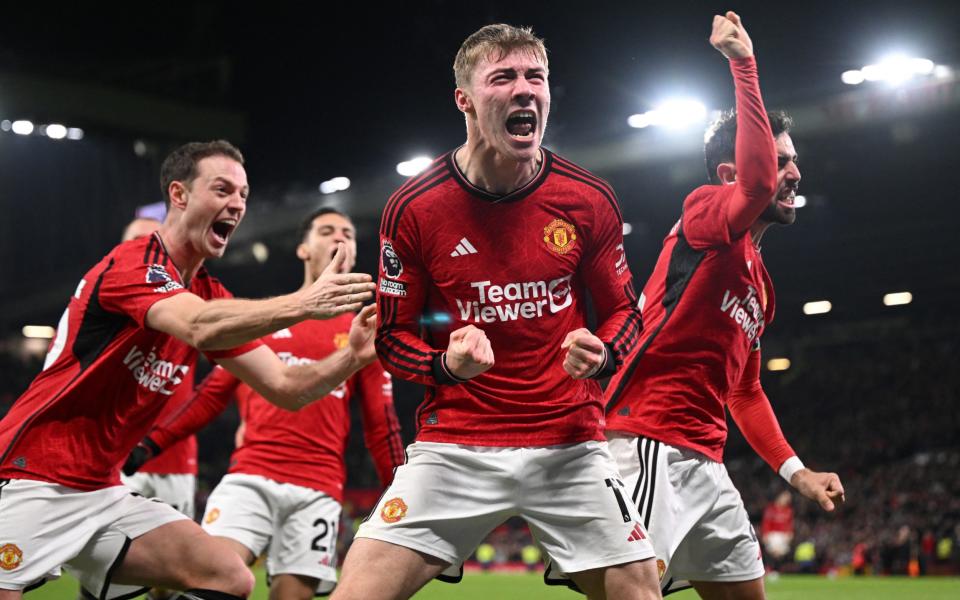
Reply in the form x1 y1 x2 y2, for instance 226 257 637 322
455 142 542 196
750 221 771 247
155 226 204 286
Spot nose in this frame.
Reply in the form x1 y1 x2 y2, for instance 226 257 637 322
513 77 536 105
785 160 801 184
227 192 246 216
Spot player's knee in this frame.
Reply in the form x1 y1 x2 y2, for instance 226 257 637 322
184 553 255 598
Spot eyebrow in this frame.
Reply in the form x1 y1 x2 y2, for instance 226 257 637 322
211 176 250 194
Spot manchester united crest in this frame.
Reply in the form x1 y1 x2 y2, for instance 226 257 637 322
0 543 22 571
204 508 221 525
333 332 349 349
380 497 408 523
543 219 577 254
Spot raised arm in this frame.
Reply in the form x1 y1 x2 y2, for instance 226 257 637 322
217 304 379 410
709 12 778 237
146 244 375 351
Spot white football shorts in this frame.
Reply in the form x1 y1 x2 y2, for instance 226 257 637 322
0 478 187 598
355 440 655 582
200 473 340 595
121 472 197 519
608 434 765 595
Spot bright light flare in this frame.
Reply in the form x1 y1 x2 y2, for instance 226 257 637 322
396 156 434 177
319 176 351 194
22 325 55 339
847 55 939 86
628 98 707 130
44 124 67 139
883 291 912 306
767 358 791 372
11 120 34 135
803 300 832 315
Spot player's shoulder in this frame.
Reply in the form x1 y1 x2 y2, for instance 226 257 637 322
684 183 730 208
546 149 618 200
192 266 232 299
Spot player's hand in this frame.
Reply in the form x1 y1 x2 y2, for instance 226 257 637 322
122 438 161 476
561 328 607 379
710 11 753 60
445 324 495 380
348 304 378 367
790 468 845 512
298 243 376 319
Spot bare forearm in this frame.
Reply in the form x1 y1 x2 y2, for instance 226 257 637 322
190 294 305 351
274 348 368 410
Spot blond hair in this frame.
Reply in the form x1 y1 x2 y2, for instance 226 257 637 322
453 24 548 89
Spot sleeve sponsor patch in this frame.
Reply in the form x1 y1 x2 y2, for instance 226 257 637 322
380 279 407 297
380 239 404 279
147 264 184 293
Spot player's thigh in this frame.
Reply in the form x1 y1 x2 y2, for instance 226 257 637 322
0 590 22 600
269 573 318 600
201 474 276 558
522 442 655 578
691 577 765 600
267 489 340 592
570 558 661 600
216 535 257 566
333 537 448 600
115 519 251 593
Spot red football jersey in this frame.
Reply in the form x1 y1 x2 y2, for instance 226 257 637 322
376 149 641 446
0 233 258 490
149 316 404 502
605 57 777 462
761 502 794 536
137 367 198 476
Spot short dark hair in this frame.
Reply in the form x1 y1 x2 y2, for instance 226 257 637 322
703 110 793 184
159 140 244 201
297 207 350 243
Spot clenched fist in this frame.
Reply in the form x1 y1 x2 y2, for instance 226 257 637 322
445 324 495 381
561 328 607 379
298 243 376 319
710 11 753 60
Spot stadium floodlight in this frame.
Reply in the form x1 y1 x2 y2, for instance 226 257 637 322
44 124 68 139
793 195 807 208
11 120 34 135
933 65 954 80
841 70 865 85
622 223 633 236
848 55 939 86
802 300 832 315
628 98 708 130
251 242 269 264
883 291 913 307
767 358 791 372
22 325 55 339
396 156 434 177
67 127 84 140
0 120 11 132
319 176 351 194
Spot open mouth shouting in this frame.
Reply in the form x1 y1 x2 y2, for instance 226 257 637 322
777 188 797 209
210 218 238 247
505 110 537 141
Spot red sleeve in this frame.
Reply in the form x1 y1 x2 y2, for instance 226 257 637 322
725 56 778 236
726 349 796 473
581 187 643 374
354 361 404 487
682 56 776 249
98 250 189 328
375 205 448 385
148 365 240 450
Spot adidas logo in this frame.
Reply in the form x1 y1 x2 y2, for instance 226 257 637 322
450 237 478 257
627 522 647 542
272 328 293 339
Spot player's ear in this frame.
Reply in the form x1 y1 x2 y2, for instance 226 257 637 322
168 181 189 210
295 242 309 261
717 162 737 185
455 88 474 114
